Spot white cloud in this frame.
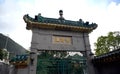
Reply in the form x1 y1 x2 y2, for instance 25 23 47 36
0 0 33 49
89 2 120 51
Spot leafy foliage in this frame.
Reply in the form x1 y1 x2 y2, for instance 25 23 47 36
94 31 120 56
0 49 9 60
36 51 86 74
36 51 67 74
0 49 4 60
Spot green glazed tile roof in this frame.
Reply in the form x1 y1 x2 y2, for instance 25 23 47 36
10 54 28 62
23 14 98 33
93 48 120 64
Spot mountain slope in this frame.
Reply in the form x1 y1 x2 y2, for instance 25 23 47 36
0 33 26 55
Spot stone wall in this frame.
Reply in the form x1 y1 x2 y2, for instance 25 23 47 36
31 28 89 51
16 67 29 74
0 62 9 74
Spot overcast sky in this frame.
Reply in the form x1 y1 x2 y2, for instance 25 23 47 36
0 0 120 51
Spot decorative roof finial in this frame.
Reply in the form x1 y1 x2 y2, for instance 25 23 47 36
59 10 64 20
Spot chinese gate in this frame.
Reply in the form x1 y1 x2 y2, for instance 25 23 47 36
23 10 97 74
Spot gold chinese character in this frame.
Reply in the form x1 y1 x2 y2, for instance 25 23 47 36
54 37 60 42
65 38 71 44
59 37 64 43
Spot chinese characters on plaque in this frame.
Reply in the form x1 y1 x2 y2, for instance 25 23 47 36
52 36 72 45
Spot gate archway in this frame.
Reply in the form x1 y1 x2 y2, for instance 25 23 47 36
23 10 97 74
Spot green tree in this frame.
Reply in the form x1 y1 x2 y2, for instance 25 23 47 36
0 49 4 60
0 49 9 61
37 51 86 74
94 31 120 56
36 51 68 74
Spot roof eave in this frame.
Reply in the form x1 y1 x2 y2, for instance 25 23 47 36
23 15 97 33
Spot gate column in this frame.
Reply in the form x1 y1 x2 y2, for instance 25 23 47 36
82 33 95 74
29 51 38 74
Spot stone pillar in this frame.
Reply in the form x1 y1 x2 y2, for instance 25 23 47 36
29 50 37 74
9 65 15 74
82 33 95 74
28 29 38 74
